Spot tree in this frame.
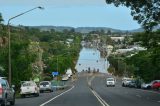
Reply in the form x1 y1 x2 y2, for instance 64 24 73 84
105 0 160 31
0 13 3 24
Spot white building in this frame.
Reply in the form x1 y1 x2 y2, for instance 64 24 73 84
111 37 125 42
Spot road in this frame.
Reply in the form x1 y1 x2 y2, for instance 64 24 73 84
92 74 160 106
15 73 160 106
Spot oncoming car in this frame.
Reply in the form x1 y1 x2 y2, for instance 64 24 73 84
106 78 116 87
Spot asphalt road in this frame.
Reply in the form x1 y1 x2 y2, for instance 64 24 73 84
15 88 69 106
92 75 160 106
14 73 160 106
44 76 101 106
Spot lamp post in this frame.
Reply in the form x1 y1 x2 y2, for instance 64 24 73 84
7 6 44 85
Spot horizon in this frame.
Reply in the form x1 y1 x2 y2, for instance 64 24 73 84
17 25 141 31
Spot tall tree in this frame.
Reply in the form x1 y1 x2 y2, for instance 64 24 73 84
105 0 160 32
0 13 3 24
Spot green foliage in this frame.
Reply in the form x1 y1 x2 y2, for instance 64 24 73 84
133 30 160 49
0 13 3 24
0 15 82 88
126 30 160 82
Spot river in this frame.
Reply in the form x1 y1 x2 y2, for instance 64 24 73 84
75 48 109 73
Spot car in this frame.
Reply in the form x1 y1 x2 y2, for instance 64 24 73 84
141 80 160 89
141 83 152 89
127 78 143 88
151 81 160 90
141 82 153 89
62 75 69 81
128 80 136 88
39 81 53 93
0 78 15 106
20 81 39 98
122 77 132 87
106 78 115 87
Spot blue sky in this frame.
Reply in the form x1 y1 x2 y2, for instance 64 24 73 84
0 0 141 30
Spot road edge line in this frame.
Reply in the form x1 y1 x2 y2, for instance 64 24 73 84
40 86 75 106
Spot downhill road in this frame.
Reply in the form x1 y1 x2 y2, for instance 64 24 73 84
15 73 160 106
92 75 160 106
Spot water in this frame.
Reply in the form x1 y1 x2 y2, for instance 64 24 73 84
75 48 109 73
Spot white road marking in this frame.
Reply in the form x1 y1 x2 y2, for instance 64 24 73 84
40 86 75 106
91 90 106 106
87 75 110 106
94 90 110 106
157 101 160 103
91 89 110 106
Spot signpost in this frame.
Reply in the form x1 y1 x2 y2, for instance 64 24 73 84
52 72 59 76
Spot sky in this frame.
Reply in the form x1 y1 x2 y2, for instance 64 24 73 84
0 0 141 30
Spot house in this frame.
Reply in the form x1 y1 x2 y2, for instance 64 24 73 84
111 37 125 42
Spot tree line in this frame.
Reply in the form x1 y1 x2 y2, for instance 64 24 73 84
0 13 82 87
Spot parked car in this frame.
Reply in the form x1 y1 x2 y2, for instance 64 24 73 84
122 77 132 87
20 81 39 98
151 81 160 90
39 81 53 93
128 78 143 88
128 80 136 88
0 77 15 106
106 78 115 87
141 80 160 89
62 75 69 81
141 82 152 89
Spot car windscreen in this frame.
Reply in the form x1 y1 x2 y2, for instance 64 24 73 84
126 79 132 81
22 82 35 87
107 78 114 81
40 82 49 85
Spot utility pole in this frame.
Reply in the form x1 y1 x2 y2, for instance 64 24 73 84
7 6 44 85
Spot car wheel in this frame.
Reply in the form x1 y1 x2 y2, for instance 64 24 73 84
21 94 25 98
10 96 15 105
35 93 39 97
122 83 124 87
1 98 7 106
147 86 151 89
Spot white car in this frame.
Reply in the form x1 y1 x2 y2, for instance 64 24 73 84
62 75 69 81
20 81 39 98
122 77 132 87
39 81 53 93
106 78 115 87
141 83 152 89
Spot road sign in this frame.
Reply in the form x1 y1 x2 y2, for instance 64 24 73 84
52 72 59 76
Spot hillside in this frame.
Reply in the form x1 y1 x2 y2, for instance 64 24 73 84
28 26 132 33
